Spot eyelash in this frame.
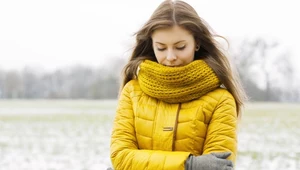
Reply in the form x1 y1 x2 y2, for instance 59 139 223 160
157 46 186 51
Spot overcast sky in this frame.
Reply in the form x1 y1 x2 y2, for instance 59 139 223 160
0 0 299 74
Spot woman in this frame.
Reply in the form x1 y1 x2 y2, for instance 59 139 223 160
109 0 246 169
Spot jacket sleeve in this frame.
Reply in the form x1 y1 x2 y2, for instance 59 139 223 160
202 90 238 163
110 81 191 170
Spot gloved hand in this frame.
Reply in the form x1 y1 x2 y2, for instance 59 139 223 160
185 152 233 170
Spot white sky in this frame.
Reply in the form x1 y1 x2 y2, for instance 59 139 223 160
0 0 299 74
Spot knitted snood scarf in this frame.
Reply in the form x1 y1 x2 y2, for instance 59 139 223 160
138 60 221 103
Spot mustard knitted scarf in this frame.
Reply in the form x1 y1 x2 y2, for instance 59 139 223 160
138 60 221 103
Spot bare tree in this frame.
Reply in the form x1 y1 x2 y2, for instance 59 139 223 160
3 71 23 98
232 37 295 101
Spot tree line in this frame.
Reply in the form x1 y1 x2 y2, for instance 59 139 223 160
0 38 299 102
0 58 124 99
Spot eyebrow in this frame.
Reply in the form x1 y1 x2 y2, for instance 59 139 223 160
154 40 186 45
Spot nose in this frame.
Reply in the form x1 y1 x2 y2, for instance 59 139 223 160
166 49 177 61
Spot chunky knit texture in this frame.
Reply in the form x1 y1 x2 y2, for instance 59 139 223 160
138 60 221 103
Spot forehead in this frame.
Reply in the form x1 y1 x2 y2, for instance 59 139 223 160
151 25 194 43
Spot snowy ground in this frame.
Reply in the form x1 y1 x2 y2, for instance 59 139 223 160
0 100 299 170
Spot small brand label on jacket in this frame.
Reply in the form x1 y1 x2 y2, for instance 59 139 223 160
163 127 173 131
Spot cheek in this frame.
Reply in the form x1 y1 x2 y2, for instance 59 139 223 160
178 49 195 61
154 51 164 62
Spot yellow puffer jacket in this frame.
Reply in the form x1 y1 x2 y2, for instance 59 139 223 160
110 80 237 170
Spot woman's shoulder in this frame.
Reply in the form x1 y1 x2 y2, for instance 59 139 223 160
204 87 235 104
122 79 142 95
124 79 140 89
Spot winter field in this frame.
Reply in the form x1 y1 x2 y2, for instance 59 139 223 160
0 100 299 170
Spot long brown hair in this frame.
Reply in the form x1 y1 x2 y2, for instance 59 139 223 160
121 0 247 116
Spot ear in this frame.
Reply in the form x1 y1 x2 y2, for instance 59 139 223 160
195 44 200 51
195 40 200 51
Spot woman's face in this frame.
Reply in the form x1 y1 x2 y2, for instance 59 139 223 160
151 25 197 67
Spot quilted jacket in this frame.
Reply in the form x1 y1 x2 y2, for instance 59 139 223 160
110 80 237 170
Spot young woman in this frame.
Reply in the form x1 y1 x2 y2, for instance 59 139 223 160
109 0 246 169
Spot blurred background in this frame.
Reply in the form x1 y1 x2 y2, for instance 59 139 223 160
0 0 299 170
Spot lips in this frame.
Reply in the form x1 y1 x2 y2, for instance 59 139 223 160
165 65 181 67
162 64 181 67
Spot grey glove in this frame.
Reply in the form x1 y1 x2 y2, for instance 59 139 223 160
185 152 233 170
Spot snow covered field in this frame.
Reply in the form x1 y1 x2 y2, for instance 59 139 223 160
0 100 299 170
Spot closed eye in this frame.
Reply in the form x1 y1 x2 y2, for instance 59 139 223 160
157 48 166 51
156 45 185 51
176 46 185 50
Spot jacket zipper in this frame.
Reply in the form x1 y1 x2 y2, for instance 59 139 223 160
172 103 181 151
